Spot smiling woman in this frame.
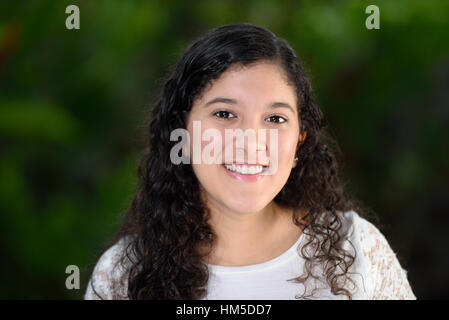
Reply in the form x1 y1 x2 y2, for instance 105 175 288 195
84 23 416 300
186 61 305 227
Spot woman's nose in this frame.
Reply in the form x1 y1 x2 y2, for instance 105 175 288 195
229 116 269 164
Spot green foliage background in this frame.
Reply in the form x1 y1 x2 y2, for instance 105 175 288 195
1 0 448 299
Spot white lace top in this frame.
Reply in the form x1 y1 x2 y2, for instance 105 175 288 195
84 210 416 300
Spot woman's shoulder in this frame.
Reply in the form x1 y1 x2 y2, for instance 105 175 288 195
339 209 401 270
340 210 407 265
84 237 132 300
340 210 416 299
340 209 386 246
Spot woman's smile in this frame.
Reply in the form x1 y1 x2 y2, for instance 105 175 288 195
222 162 269 182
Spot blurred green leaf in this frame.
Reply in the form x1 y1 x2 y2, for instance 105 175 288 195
0 100 80 143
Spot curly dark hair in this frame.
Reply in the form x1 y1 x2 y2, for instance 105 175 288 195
94 23 371 300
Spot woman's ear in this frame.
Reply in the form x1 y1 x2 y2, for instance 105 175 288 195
292 130 307 168
298 130 307 146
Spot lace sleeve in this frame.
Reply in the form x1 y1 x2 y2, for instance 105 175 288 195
356 215 416 300
84 238 130 300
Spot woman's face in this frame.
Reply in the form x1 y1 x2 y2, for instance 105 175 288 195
186 61 306 215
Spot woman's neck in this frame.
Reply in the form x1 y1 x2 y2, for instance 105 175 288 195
202 199 302 266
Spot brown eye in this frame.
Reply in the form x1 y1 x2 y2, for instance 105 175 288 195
214 110 236 119
266 115 287 123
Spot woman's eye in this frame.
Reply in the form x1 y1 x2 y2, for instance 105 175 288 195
214 110 236 119
266 115 287 123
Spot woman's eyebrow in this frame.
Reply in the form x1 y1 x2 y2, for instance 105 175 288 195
204 97 295 113
204 97 238 106
269 102 295 114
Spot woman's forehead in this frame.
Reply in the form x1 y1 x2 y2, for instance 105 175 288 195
197 62 297 107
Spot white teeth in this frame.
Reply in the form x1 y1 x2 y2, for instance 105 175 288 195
224 164 265 175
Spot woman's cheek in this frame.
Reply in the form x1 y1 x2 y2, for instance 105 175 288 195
277 133 298 168
201 125 225 164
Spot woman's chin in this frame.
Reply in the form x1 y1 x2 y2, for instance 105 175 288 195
221 198 271 215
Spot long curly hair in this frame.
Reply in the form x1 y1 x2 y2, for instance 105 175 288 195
97 23 370 299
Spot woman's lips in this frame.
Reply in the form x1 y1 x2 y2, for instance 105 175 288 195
222 163 266 182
